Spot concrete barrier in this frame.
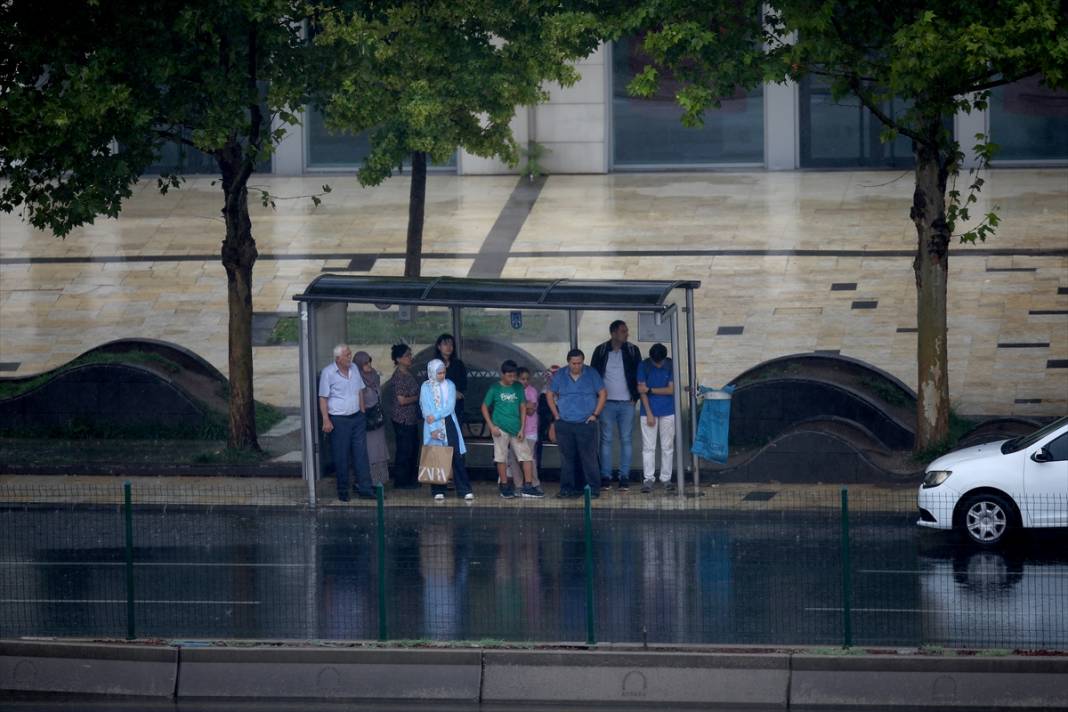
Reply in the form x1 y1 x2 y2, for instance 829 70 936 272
0 640 177 697
177 647 482 700
483 649 790 707
790 654 1068 709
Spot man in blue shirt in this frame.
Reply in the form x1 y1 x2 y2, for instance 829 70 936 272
637 343 675 493
547 348 607 498
319 343 374 501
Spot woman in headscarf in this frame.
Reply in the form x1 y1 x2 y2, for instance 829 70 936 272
353 351 389 486
419 359 474 501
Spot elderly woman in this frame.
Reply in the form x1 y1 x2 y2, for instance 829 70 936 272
390 343 421 490
420 359 474 502
353 351 390 486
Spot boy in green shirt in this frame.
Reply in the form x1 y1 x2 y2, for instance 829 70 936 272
482 360 542 499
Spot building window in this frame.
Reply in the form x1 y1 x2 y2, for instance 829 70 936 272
989 76 1068 161
306 107 374 168
611 37 764 167
799 76 919 168
141 137 271 176
306 107 457 170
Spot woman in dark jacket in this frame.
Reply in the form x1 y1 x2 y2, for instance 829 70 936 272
389 343 421 489
433 333 468 421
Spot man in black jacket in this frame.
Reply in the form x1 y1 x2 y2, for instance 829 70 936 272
590 320 642 489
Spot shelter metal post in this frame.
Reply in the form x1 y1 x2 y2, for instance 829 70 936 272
451 306 462 350
298 302 317 507
686 288 699 488
670 306 684 500
568 309 578 350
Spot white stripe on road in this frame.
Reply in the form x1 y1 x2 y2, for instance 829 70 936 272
858 569 1068 577
0 599 260 605
0 561 306 568
806 607 960 613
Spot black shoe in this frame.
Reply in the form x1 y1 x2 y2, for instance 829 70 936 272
618 480 630 491
338 492 351 502
601 478 612 488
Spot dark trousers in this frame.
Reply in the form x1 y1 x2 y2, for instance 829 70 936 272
556 420 601 495
431 417 472 497
330 412 373 496
392 421 421 488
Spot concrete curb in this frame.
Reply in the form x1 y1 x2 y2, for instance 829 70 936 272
483 649 789 706
0 640 177 698
2 641 1067 709
177 646 482 700
790 653 1068 710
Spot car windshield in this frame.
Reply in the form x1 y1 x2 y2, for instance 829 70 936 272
1000 415 1068 454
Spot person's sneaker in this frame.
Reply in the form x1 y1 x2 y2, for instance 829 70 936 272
618 480 630 491
433 493 445 502
641 481 652 493
601 477 612 488
338 492 351 502
463 492 475 501
499 482 516 499
521 484 545 498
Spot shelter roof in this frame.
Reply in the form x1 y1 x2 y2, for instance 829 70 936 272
294 276 700 312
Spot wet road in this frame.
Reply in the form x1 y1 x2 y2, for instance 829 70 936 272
2 504 1066 648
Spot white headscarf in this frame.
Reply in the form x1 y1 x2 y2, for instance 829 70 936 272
426 359 447 411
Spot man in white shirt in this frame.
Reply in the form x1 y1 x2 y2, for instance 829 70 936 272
319 343 374 501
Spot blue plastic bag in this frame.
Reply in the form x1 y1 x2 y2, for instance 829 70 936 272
691 385 735 464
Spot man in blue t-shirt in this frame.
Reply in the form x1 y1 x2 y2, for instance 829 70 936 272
636 343 675 493
547 348 607 498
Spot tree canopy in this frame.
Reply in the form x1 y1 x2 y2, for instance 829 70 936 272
628 0 1068 450
1 0 318 449
311 0 610 274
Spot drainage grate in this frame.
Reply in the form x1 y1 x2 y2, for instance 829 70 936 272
742 491 777 502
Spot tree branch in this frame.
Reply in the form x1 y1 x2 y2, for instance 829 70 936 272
847 76 932 148
956 68 1040 97
154 128 198 149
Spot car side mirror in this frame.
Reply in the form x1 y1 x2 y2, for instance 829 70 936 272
1031 447 1053 463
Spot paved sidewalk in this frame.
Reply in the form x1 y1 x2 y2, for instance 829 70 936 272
0 474 914 511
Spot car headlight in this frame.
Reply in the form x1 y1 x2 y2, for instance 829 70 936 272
922 470 952 489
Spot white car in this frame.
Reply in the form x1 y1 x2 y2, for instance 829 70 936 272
918 416 1068 546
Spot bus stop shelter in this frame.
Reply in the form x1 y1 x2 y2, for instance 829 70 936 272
293 276 701 506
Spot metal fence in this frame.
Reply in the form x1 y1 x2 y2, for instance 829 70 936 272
1 481 1065 650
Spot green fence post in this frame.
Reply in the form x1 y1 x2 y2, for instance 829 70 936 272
584 484 595 646
840 486 852 648
123 481 135 640
376 483 387 641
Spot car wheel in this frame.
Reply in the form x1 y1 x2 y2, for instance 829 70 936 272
958 493 1015 546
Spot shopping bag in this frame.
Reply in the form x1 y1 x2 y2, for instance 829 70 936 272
691 385 735 464
418 444 454 484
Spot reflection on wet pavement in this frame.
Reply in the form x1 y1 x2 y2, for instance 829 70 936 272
2 506 1066 648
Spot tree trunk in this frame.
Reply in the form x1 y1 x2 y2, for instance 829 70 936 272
405 150 427 278
911 137 951 452
219 145 260 451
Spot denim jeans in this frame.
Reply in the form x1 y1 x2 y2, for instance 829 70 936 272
599 400 635 482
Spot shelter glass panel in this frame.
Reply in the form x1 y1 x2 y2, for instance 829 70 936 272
989 76 1068 160
612 36 764 166
458 308 570 428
